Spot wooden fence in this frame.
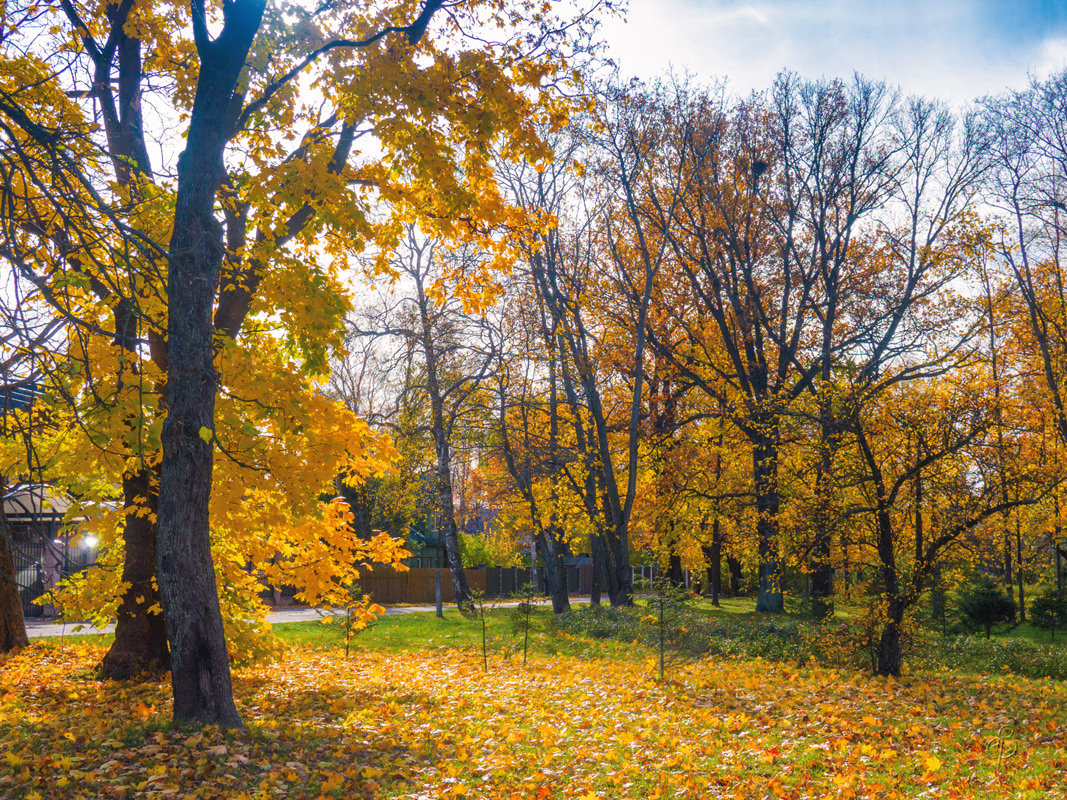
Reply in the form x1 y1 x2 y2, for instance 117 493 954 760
343 563 699 606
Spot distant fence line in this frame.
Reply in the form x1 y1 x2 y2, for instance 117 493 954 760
11 541 94 617
355 563 698 605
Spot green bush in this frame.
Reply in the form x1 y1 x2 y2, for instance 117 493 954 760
957 576 1016 638
458 532 494 568
1030 589 1067 630
557 601 1067 681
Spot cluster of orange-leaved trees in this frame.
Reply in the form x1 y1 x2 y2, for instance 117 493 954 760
344 71 1067 676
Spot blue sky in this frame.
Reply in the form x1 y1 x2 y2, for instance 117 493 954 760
602 0 1067 103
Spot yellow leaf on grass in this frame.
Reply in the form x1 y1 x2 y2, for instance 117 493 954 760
320 772 344 792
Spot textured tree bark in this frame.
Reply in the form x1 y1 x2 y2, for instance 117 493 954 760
876 599 904 677
101 293 169 679
727 556 742 597
753 433 783 613
702 522 722 606
0 501 29 653
433 442 470 609
156 0 265 726
99 468 169 678
873 468 902 676
589 531 602 607
607 544 634 607
811 416 837 618
668 553 684 588
537 530 569 614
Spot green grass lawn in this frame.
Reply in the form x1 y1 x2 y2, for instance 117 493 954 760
32 592 1067 680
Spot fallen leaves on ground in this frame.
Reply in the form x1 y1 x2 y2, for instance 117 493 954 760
2 642 1066 799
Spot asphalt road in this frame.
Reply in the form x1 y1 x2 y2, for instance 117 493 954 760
23 598 568 639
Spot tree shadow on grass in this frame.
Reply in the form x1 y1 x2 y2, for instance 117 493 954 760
0 648 441 800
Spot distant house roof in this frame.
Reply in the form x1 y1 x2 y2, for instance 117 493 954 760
0 382 41 413
2 484 74 522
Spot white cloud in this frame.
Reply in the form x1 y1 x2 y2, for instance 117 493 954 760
601 0 1061 104
1036 36 1067 76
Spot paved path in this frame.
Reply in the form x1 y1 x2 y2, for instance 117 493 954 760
24 598 571 639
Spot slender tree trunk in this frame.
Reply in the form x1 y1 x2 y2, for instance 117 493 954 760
99 468 169 678
606 522 634 607
727 556 742 597
432 435 470 608
589 531 602 607
874 487 904 676
1005 533 1014 612
543 531 570 614
753 430 783 612
534 530 568 614
914 455 923 570
811 415 836 618
1016 516 1026 622
876 597 905 676
415 261 470 608
91 12 172 679
545 348 569 614
667 542 684 589
702 543 721 606
0 499 29 652
157 4 265 725
709 517 722 605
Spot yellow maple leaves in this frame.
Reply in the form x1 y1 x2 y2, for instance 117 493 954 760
2 640 1067 798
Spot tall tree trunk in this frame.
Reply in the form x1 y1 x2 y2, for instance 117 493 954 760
811 414 836 618
753 429 783 612
415 257 470 609
0 499 29 652
589 531 603 607
875 597 905 676
1016 516 1026 622
91 11 173 678
604 519 634 607
157 3 265 726
667 517 684 589
432 435 470 608
99 468 169 678
544 347 569 614
874 480 903 676
703 517 722 606
727 556 742 597
541 530 570 614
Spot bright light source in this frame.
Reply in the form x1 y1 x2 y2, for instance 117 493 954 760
83 535 99 548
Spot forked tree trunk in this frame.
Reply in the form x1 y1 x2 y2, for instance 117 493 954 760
0 502 29 652
156 2 265 725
